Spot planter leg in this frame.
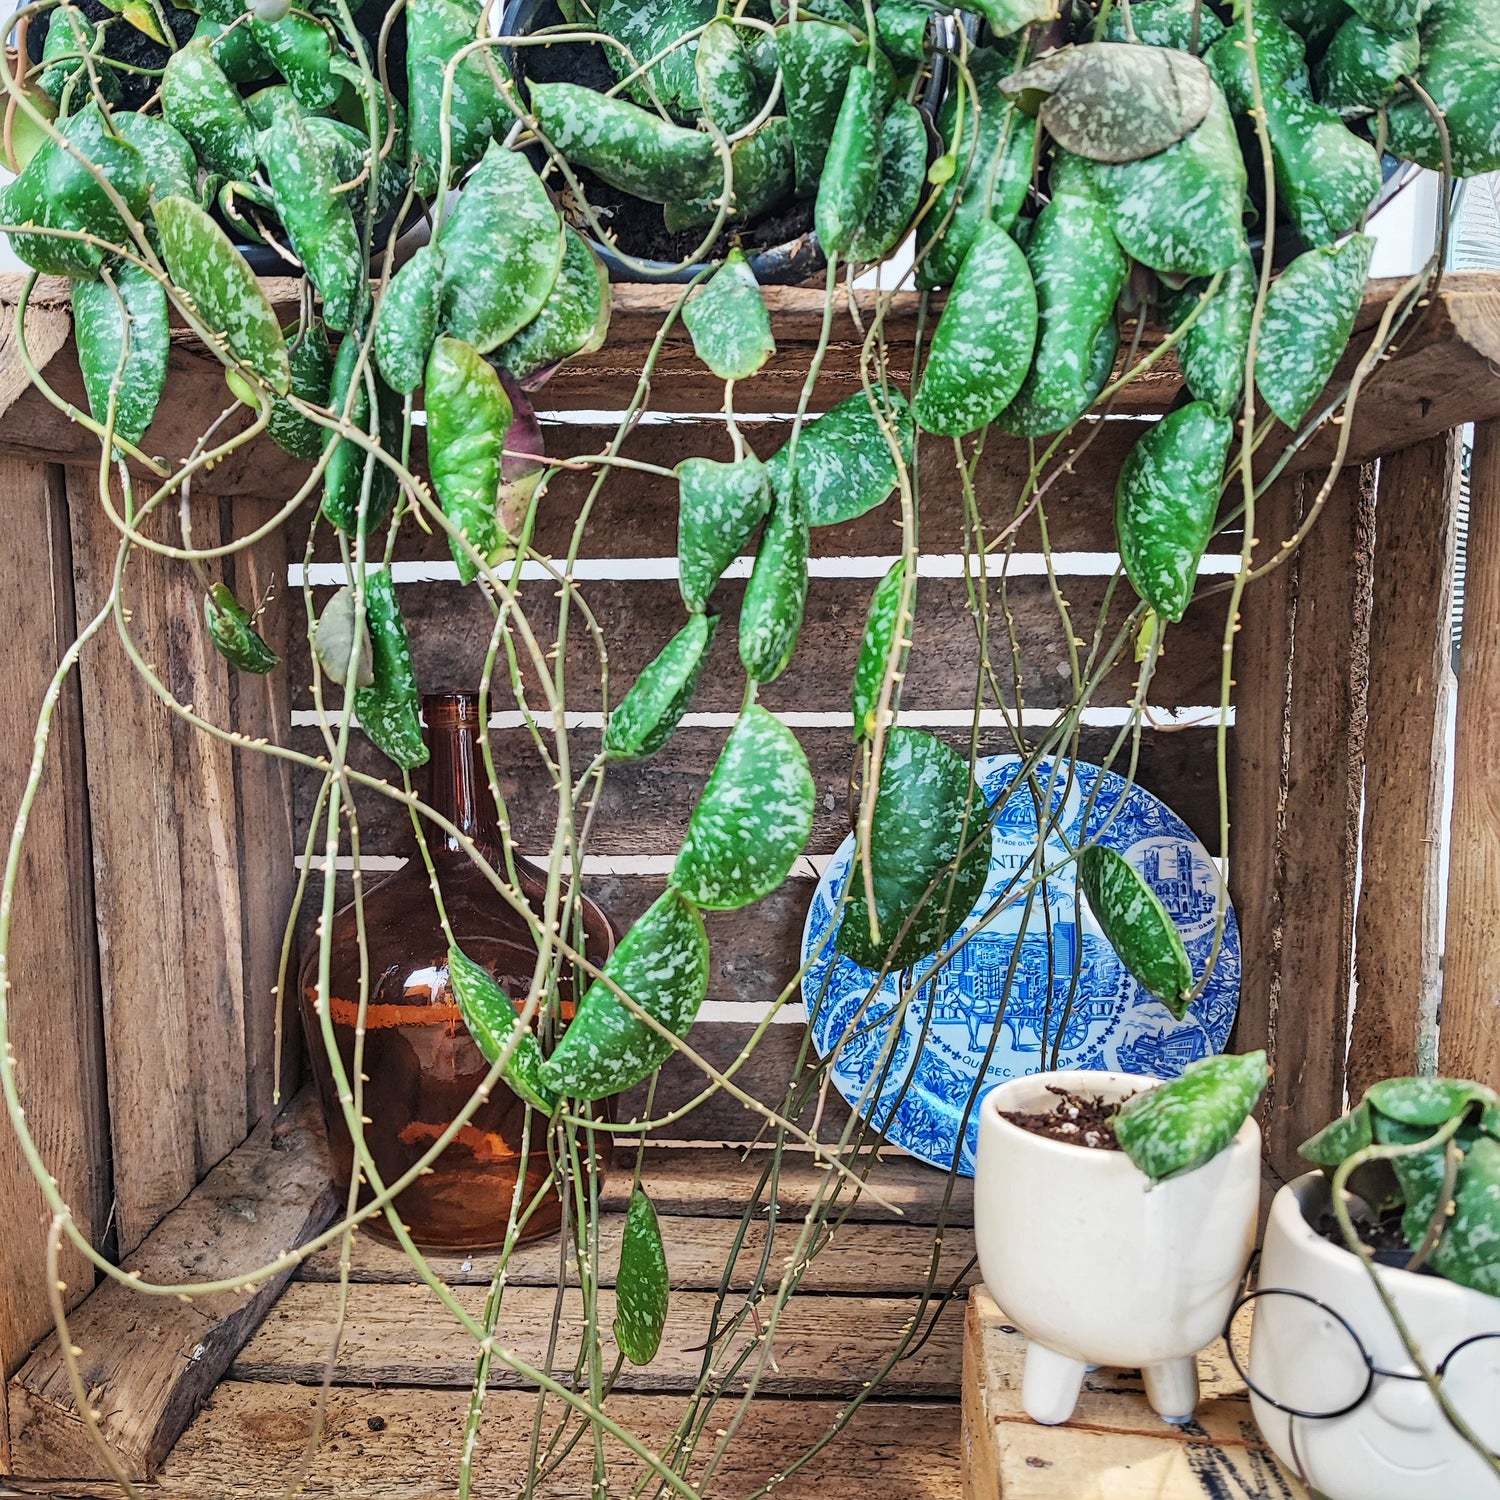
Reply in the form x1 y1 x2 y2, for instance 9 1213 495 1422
1142 1356 1199 1424
1020 1340 1087 1425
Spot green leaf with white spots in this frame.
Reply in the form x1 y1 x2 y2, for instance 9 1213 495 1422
1264 91 1382 249
1159 254 1255 418
537 889 710 1101
491 228 610 383
1100 0 1226 54
738 480 809 684
777 18 870 196
603 613 719 762
913 219 1037 436
852 559 911 742
615 1188 669 1365
438 142 564 354
597 0 717 119
1205 14 1309 114
1079 842 1194 1014
765 388 914 527
1367 1077 1500 1132
677 454 773 613
1115 1051 1267 1182
683 251 775 381
155 195 291 393
1300 1100 1376 1167
1255 232 1374 430
846 98 928 264
204 583 280 674
1386 0 1500 175
374 242 444 396
1116 400 1233 622
966 0 1058 41
836 728 991 971
1428 1137 1500 1296
1092 86 1247 277
1315 15 1418 115
696 18 764 133
72 264 169 448
673 706 815 910
1001 42 1214 163
353 569 429 770
448 944 556 1114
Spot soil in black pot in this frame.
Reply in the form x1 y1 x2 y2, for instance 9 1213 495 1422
999 1087 1126 1151
1313 1206 1435 1272
29 0 199 112
518 20 814 266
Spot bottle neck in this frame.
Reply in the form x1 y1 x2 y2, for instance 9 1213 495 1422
423 694 500 860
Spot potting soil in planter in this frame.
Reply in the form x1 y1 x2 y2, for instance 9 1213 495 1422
997 1087 1129 1151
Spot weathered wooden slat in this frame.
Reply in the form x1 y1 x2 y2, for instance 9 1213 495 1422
0 459 109 1471
68 474 248 1251
290 725 1229 859
6 1094 338 1483
286 572 1232 716
1350 434 1460 1096
1441 419 1500 1083
296 1214 976 1297
1231 468 1373 1180
232 1280 964 1397
0 1386 962 1499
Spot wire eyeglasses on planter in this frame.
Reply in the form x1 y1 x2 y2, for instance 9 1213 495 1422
1225 1286 1500 1446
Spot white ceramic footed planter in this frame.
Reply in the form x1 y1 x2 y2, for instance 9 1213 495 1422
973 1069 1261 1426
1247 1173 1500 1500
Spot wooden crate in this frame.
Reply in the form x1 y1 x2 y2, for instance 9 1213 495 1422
0 271 1497 1494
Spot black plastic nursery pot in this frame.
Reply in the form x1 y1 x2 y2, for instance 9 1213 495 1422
500 0 954 284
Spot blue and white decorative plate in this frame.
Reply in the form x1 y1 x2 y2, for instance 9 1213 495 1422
801 755 1240 1175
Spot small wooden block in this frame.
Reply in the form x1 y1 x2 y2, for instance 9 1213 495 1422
5 1092 337 1482
961 1287 1306 1499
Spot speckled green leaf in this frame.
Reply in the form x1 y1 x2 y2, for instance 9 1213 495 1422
674 706 814 909
1386 0 1500 175
919 53 1036 290
321 333 400 534
604 613 719 761
1264 90 1381 249
1101 0 1226 54
738 481 809 684
677 454 773 612
1159 253 1255 418
448 944 556 1114
765 388 914 526
967 0 1058 40
914 221 1037 437
492 229 609 383
615 1188 670 1365
1255 232 1374 430
1300 1100 1375 1167
1079 842 1194 1012
846 99 927 264
1 104 147 279
529 80 721 204
1205 14 1309 114
1092 86 1247 277
875 2 930 62
249 12 337 111
313 584 375 688
683 250 775 381
1115 1051 1268 1182
406 0 512 194
537 888 710 1101
696 18 764 133
113 111 197 205
663 116 795 233
851 559 911 742
375 244 445 396
1368 1077 1500 1131
354 570 429 770
1116 400 1233 622
438 142 563 354
836 728 991 971
815 66 882 258
204 583 280 674
161 38 258 181
1262 0 1353 52
1428 1136 1500 1296
777 18 869 196
597 0 718 120
998 170 1126 437
39 6 116 110
269 317 334 462
1003 42 1214 163
1315 15 1418 114
72 264 168 448
155 195 291 393
1346 0 1430 31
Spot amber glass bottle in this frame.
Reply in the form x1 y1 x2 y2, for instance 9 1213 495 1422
300 692 613 1249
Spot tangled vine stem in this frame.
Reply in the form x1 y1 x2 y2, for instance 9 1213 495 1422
0 0 1478 1492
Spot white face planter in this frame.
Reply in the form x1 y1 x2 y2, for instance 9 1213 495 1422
1243 1173 1500 1500
972 1069 1261 1427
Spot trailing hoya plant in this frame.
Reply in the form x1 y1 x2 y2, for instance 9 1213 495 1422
0 0 1489 1489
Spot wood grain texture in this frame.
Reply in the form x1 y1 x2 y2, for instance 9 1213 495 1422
2 1386 964 1499
962 1288 1306 1500
1239 467 1374 1180
68 473 242 1252
232 1280 963 1397
1441 420 1500 1082
0 460 109 1471
1351 434 1460 1096
296 1214 976 1296
6 1093 338 1482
